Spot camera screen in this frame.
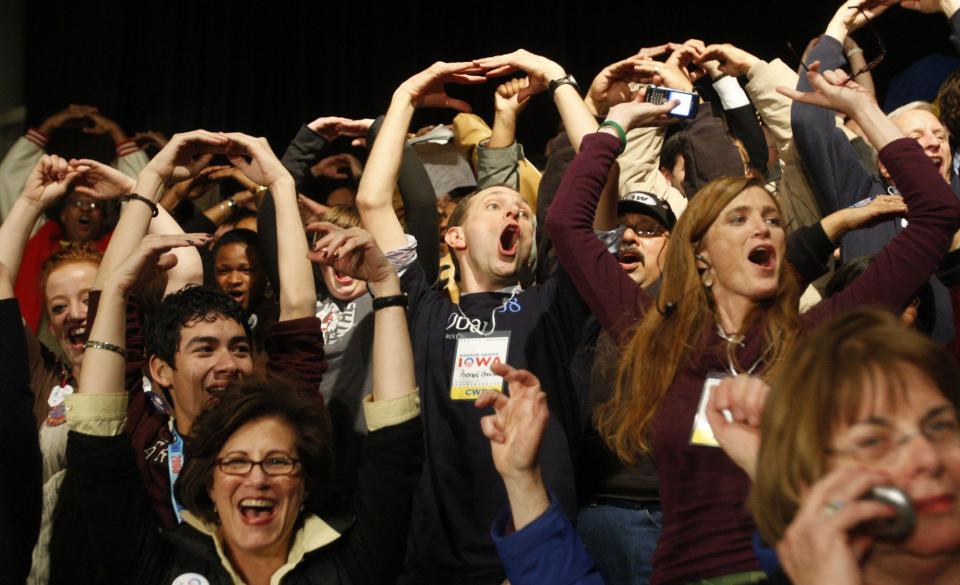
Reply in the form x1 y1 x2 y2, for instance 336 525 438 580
668 91 694 117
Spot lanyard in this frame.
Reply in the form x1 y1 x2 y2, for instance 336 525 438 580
168 421 186 524
456 285 521 337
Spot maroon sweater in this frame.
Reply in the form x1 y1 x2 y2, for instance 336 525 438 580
85 290 326 527
548 132 960 584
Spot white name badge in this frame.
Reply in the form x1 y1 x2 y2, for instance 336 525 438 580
689 373 728 447
171 573 209 585
450 332 511 400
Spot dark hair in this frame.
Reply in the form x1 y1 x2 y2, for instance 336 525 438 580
143 285 251 367
659 131 688 171
175 378 332 522
211 228 260 260
937 68 960 141
825 255 935 335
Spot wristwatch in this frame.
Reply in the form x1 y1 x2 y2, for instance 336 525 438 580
548 74 579 96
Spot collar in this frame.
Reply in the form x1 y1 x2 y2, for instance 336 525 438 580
181 510 341 585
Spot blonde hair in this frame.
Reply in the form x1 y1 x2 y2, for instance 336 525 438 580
596 176 800 463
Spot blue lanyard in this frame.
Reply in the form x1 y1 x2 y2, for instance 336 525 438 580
168 422 186 523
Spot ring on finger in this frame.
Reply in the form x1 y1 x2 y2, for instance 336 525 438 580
823 499 845 517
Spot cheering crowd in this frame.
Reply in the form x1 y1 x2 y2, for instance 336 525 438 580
4 1 960 584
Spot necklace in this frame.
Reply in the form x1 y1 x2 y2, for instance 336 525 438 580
456 285 521 336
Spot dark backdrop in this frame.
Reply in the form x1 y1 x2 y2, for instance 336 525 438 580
25 0 957 158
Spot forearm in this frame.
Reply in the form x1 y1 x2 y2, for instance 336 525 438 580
502 470 550 531
77 285 127 395
356 93 414 251
489 110 519 149
148 206 204 294
370 274 416 402
0 198 44 281
95 172 163 289
818 208 854 244
593 162 620 231
201 198 237 226
273 178 317 320
849 101 904 153
846 50 876 95
554 85 600 153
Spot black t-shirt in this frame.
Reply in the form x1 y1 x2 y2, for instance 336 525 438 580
399 261 587 585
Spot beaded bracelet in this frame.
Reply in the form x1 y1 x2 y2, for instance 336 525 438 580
84 339 128 358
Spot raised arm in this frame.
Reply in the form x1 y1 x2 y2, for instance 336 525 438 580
0 156 82 281
93 130 229 290
781 66 960 318
546 97 674 342
357 62 485 253
479 363 603 585
223 132 316 320
476 49 597 153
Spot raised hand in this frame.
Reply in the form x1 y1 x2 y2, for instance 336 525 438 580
82 111 128 143
221 132 293 187
311 154 357 180
305 222 396 285
475 362 549 480
37 104 98 134
143 130 231 186
105 232 211 294
705 374 769 479
827 0 896 40
777 63 877 118
298 194 331 225
585 56 648 116
70 158 137 200
307 116 376 144
396 61 488 112
665 39 707 83
634 42 679 61
474 49 567 102
900 0 960 14
632 59 694 93
495 77 532 115
777 467 895 585
603 87 678 131
20 155 83 210
131 130 169 150
696 43 761 78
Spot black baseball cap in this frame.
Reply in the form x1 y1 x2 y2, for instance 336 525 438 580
617 191 677 230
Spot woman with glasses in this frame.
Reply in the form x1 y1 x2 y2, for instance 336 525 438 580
60 222 422 585
712 308 960 585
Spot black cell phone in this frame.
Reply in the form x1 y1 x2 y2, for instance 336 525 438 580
645 86 700 119
857 485 916 542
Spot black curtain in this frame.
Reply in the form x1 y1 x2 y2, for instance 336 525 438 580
25 0 955 156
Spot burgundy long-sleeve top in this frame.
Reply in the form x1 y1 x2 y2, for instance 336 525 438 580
548 132 960 584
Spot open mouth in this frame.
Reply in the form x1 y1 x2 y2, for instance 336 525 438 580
499 224 520 257
333 270 353 285
77 216 92 228
226 290 246 303
618 249 644 271
747 244 777 271
238 498 277 525
67 324 87 349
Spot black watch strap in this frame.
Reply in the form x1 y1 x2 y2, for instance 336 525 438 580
548 74 579 96
372 294 408 311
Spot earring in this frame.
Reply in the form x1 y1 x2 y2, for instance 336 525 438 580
701 269 714 288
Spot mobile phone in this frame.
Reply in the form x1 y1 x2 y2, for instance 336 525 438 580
856 485 916 542
646 86 700 119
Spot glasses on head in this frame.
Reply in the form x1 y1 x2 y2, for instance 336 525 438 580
69 199 105 211
787 5 886 79
215 455 301 476
826 409 960 466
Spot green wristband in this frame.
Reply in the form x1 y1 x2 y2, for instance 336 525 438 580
599 120 627 154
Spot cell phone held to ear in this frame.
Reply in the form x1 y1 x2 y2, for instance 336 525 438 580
646 86 700 119
857 485 916 542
